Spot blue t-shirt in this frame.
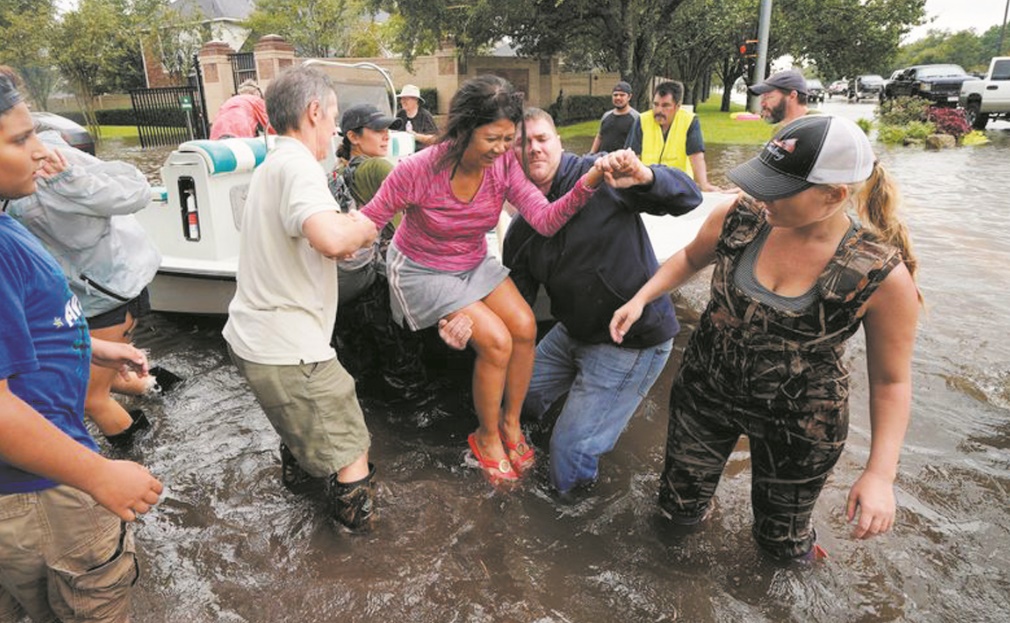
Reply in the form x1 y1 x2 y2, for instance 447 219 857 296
0 214 96 494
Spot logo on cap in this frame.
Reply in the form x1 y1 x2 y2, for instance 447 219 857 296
766 138 798 161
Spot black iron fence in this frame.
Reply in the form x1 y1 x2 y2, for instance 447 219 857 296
229 52 256 93
130 86 208 148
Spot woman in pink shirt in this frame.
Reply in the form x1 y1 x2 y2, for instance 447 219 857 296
362 75 607 486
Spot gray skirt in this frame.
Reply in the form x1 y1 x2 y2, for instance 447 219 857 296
386 243 510 330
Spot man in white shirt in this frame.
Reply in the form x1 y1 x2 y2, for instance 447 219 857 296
223 66 380 531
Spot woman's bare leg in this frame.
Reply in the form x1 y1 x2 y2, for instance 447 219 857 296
447 301 512 465
481 279 537 446
86 313 137 435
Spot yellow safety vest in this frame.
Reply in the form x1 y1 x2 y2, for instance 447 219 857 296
640 108 694 177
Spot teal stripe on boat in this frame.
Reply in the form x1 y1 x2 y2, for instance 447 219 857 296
242 138 268 166
187 140 238 174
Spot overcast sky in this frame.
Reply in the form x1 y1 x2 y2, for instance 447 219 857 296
906 0 1009 41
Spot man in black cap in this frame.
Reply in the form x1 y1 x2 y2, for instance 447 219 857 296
590 80 639 154
748 69 813 125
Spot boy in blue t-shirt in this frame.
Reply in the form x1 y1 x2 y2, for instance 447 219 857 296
0 72 163 621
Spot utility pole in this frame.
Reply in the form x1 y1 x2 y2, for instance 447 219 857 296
750 0 773 114
999 0 1009 56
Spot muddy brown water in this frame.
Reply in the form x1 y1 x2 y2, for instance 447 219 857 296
91 101 1010 622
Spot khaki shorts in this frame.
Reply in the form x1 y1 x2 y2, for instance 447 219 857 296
0 485 138 623
229 348 370 477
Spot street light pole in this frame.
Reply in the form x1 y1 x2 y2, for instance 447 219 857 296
999 0 1009 56
750 0 773 114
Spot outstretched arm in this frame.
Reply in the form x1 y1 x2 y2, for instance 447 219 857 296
688 152 723 193
610 196 735 343
0 380 163 521
91 337 149 381
34 140 152 217
846 262 919 539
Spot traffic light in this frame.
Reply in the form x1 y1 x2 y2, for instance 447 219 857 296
740 39 758 58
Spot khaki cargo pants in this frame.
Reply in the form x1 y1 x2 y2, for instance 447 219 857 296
0 485 137 622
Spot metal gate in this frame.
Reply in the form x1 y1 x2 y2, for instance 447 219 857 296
130 85 209 148
229 52 256 92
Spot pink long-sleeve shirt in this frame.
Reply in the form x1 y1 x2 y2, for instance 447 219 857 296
360 142 594 272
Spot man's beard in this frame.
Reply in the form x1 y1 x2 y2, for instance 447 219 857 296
765 99 787 124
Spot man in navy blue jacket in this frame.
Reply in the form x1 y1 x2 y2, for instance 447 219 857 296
503 107 702 494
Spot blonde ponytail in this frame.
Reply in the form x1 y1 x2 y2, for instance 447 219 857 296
852 161 922 302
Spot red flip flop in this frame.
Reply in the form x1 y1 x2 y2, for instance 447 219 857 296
468 433 518 484
499 427 535 476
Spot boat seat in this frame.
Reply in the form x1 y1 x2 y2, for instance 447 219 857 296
177 138 270 176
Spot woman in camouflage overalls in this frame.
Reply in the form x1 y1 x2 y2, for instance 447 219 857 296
611 116 921 560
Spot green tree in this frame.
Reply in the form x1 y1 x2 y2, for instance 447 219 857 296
0 0 59 111
244 0 378 58
53 0 138 137
373 0 689 111
774 0 927 79
657 0 759 107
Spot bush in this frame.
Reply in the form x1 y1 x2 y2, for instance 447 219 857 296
545 94 611 126
876 96 931 126
877 125 908 144
905 120 936 140
856 118 873 134
546 90 566 125
419 88 438 114
563 95 611 123
927 106 970 139
877 121 936 144
60 108 140 126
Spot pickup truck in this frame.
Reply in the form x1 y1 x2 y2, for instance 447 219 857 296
960 57 1010 129
882 64 972 105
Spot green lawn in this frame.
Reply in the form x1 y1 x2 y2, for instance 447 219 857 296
558 98 774 146
98 125 139 139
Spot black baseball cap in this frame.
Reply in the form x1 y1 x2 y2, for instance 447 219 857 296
339 104 399 135
727 115 875 201
613 81 633 94
748 69 809 96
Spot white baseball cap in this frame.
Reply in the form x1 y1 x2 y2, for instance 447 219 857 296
728 115 874 200
396 84 424 102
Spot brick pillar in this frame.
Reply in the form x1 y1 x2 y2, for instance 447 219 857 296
434 42 460 115
198 41 237 123
254 35 296 93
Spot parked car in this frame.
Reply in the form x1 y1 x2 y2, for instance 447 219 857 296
806 79 825 103
881 69 903 101
960 56 1010 129
883 64 972 106
827 79 848 98
30 111 96 155
849 75 885 101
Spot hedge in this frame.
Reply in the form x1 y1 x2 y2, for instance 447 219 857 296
60 107 215 128
419 87 438 114
546 94 611 126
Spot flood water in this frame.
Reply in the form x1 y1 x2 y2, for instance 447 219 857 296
94 101 1010 622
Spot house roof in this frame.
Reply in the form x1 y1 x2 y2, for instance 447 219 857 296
172 0 254 21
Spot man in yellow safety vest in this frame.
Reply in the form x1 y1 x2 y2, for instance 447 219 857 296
625 80 722 192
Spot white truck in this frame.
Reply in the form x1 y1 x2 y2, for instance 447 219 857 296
960 56 1010 129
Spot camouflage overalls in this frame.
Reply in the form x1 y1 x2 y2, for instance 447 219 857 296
660 197 902 559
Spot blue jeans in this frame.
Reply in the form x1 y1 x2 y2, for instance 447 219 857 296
523 323 673 493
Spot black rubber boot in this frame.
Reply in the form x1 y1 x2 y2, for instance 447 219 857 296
149 366 184 394
280 443 325 495
327 463 376 532
105 409 151 448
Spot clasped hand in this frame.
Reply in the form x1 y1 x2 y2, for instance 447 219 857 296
593 149 653 188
